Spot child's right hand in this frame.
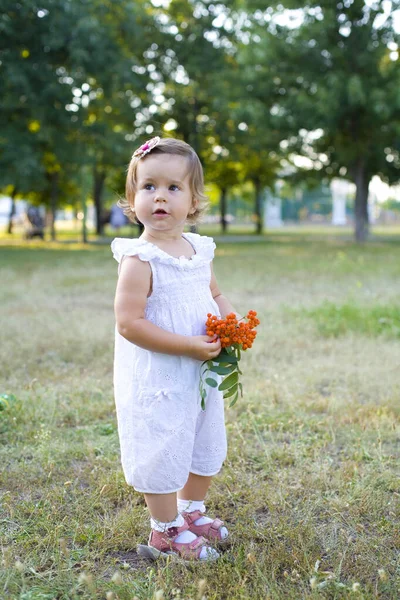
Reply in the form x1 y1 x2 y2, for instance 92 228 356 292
186 334 221 361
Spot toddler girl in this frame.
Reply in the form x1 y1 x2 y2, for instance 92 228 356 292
111 136 237 562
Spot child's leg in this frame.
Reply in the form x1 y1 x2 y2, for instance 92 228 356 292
143 489 211 540
142 489 219 560
177 473 213 501
144 491 191 537
144 492 178 522
177 473 228 540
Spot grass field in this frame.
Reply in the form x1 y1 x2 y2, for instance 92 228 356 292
1 229 399 599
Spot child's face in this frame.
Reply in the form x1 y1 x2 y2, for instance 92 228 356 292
134 153 196 234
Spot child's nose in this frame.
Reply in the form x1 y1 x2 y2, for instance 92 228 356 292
154 193 167 202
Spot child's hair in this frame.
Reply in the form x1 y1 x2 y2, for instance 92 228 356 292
118 137 209 225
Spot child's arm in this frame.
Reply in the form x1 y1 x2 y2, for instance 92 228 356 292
114 256 221 361
210 262 240 318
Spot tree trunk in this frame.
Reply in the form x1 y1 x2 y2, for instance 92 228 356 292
253 178 263 234
353 160 370 242
220 187 228 233
93 166 106 235
50 172 59 241
7 187 18 234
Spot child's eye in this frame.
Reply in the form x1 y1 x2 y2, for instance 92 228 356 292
170 185 179 191
144 183 154 190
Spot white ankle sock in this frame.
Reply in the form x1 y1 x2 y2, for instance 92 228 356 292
177 499 228 540
150 512 185 533
177 499 206 514
150 512 219 560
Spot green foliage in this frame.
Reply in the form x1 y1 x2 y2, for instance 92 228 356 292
347 75 367 108
303 302 400 338
2 0 400 242
201 344 247 409
0 393 17 412
380 198 400 212
0 0 153 218
241 0 400 239
0 393 18 434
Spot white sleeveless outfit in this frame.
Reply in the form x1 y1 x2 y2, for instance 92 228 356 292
111 232 228 494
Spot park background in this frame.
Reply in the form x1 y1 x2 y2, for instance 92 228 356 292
1 1 399 599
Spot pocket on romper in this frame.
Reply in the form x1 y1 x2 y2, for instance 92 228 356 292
136 387 193 435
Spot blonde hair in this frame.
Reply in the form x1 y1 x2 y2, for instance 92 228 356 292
118 137 208 224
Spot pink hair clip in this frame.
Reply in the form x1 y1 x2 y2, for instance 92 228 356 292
133 136 161 158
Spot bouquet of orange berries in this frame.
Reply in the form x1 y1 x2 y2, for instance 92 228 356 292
200 310 260 409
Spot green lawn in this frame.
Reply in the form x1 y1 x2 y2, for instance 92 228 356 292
1 231 399 599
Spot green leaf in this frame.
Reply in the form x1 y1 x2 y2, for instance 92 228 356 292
209 364 235 375
223 386 237 399
218 371 238 391
201 360 210 374
229 393 238 407
201 388 206 399
213 352 238 364
205 377 218 388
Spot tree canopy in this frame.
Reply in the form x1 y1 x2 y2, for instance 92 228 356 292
1 0 399 240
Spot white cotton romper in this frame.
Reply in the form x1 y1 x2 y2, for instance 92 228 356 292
111 232 228 494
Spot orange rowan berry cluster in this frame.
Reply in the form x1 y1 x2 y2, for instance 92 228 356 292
206 310 260 350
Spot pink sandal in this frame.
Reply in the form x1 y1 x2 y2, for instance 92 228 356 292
182 510 229 544
137 520 218 563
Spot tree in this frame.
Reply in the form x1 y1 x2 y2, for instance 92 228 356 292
76 0 153 235
243 0 400 241
150 0 285 232
152 0 233 154
220 59 286 233
0 0 154 239
0 1 92 238
203 150 243 232
0 131 45 233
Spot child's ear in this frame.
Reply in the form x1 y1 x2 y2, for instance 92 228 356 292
189 196 199 215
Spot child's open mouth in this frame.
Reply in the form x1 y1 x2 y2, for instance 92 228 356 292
153 209 169 218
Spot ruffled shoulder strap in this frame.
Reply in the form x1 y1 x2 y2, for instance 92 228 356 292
111 233 216 269
110 237 159 264
184 232 216 262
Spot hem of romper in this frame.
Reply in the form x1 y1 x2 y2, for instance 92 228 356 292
132 485 185 494
189 466 223 477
